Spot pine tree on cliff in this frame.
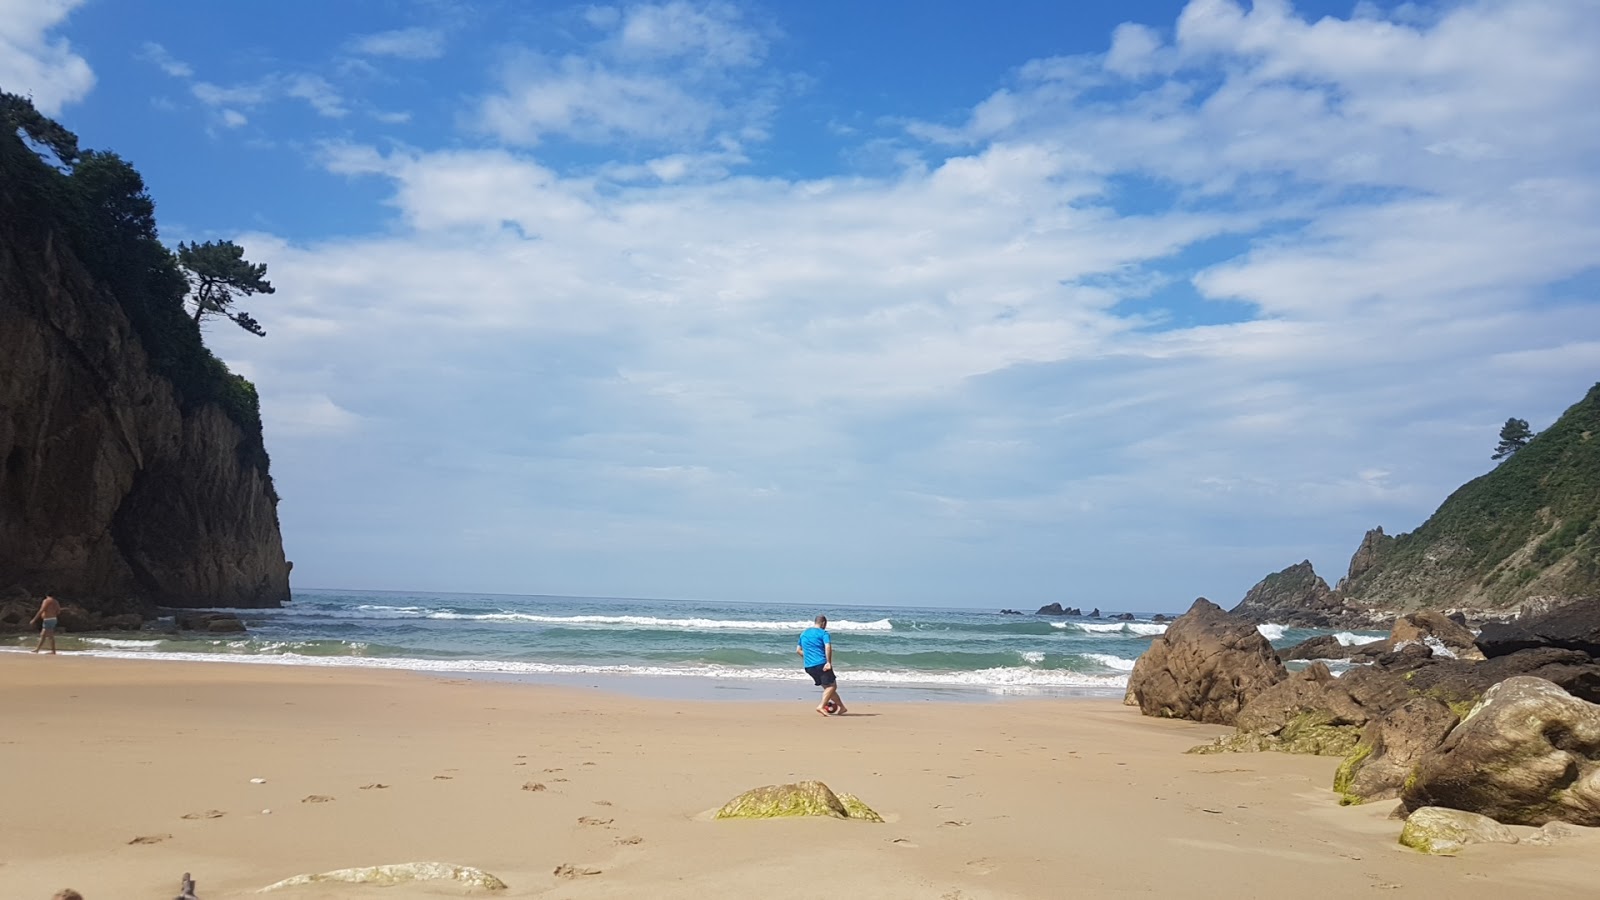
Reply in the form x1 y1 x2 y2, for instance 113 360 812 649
1492 417 1532 460
179 240 275 336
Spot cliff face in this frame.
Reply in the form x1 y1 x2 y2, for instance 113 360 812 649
0 172 289 609
1233 385 1600 623
1340 384 1600 614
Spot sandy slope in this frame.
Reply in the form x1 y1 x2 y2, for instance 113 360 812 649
1 654 1595 899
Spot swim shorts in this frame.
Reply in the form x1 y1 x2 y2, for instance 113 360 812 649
805 664 836 687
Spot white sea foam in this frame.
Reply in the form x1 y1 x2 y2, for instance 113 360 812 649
1334 631 1384 647
0 646 1127 691
1256 623 1288 641
316 606 899 632
1019 650 1045 664
80 637 162 649
1054 621 1168 636
1082 653 1138 672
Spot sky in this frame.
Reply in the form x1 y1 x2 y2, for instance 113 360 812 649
3 0 1598 612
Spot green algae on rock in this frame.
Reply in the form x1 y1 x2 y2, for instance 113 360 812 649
1398 807 1519 855
259 861 508 891
715 780 881 821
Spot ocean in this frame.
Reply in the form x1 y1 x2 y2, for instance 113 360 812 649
6 590 1389 701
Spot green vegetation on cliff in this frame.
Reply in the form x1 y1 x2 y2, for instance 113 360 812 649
1342 383 1600 611
0 93 270 471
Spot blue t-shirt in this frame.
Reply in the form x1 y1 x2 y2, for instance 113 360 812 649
798 627 831 667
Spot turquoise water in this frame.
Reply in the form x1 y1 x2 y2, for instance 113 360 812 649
8 590 1387 700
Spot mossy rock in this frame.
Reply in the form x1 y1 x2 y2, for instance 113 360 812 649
1187 712 1359 757
715 780 881 821
838 792 884 822
1333 741 1375 806
1398 807 1519 855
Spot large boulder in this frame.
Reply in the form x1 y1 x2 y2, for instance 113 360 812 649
1190 664 1366 757
1334 698 1459 805
1476 596 1600 659
1125 598 1287 726
1402 677 1600 826
1398 807 1519 855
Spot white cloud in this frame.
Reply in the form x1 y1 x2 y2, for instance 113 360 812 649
193 73 348 119
0 0 93 113
219 0 1600 603
613 1 765 68
220 108 247 128
138 41 192 78
478 1 773 148
347 27 445 60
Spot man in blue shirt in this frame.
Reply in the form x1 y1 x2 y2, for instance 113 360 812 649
797 614 847 716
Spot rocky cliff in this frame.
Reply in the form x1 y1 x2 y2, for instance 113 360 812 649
0 97 289 611
1232 384 1600 624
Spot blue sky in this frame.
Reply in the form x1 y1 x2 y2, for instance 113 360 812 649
5 0 1599 611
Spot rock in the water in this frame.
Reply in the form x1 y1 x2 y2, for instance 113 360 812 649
1477 596 1600 659
1229 561 1356 628
1388 610 1484 660
715 781 880 821
1403 676 1600 826
1281 634 1358 661
1125 598 1287 726
260 862 508 891
1334 698 1459 805
1035 603 1078 616
1398 807 1519 854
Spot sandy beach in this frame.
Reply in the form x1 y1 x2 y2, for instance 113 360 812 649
1 654 1595 899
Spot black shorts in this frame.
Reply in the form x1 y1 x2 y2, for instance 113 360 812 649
805 664 836 687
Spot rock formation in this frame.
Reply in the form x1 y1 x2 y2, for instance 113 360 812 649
1124 598 1286 726
1230 561 1355 627
1402 676 1600 827
0 96 289 613
1477 596 1600 659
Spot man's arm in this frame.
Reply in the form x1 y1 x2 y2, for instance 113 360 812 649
823 640 834 670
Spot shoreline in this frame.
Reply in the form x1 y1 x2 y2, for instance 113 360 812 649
3 654 1596 898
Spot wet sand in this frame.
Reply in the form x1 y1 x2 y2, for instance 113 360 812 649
1 653 1595 898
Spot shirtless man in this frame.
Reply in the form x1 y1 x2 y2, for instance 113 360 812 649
31 594 60 654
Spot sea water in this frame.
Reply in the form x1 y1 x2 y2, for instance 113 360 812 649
5 590 1387 702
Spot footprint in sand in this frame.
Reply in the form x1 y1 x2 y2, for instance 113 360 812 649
128 834 171 845
433 775 453 781
552 777 570 783
890 838 918 848
614 835 643 846
180 810 226 820
940 820 970 828
553 864 601 878
359 783 389 790
577 816 613 826
544 767 564 773
301 795 335 804
522 782 547 792
965 858 995 875
594 800 613 806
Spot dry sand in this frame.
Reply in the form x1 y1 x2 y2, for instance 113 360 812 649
1 653 1596 899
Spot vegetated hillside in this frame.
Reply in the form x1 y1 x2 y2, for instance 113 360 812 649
0 93 290 610
1341 383 1600 613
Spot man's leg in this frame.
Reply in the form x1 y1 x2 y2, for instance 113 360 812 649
46 628 56 654
827 685 846 715
33 628 44 653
